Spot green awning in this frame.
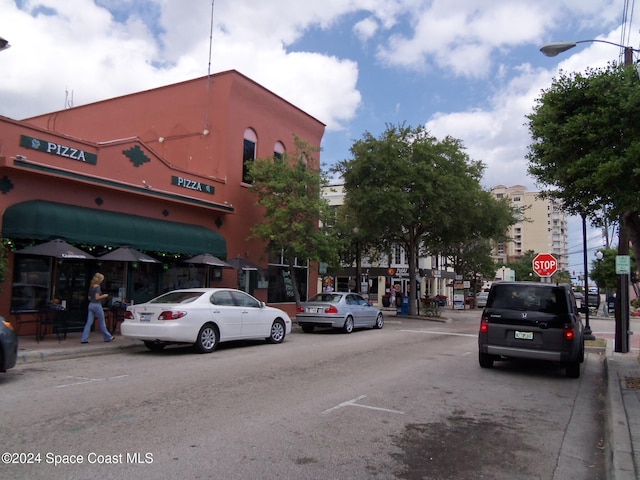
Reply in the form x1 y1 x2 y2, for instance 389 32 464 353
2 200 227 257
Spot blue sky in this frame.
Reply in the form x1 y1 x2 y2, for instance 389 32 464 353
0 0 635 275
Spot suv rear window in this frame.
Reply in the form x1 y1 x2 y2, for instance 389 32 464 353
487 284 568 314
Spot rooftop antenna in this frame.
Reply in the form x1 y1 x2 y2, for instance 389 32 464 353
65 88 74 108
204 0 215 134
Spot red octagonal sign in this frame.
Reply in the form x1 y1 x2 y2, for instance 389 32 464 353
533 253 558 277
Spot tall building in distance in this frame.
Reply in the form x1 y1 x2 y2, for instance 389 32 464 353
491 185 569 273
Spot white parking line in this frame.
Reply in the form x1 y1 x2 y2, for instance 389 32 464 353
322 395 405 415
400 329 477 338
56 374 129 388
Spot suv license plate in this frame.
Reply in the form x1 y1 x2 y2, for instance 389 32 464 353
515 331 533 340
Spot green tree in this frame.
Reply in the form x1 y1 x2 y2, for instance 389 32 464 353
247 136 338 306
526 62 640 286
436 189 518 289
324 201 387 286
336 123 517 315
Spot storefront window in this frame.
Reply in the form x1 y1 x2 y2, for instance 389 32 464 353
54 261 90 311
11 256 51 312
267 265 307 303
161 265 205 292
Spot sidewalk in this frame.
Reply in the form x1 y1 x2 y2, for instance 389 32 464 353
11 308 640 480
14 331 145 364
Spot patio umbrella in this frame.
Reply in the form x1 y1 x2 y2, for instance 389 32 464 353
184 253 233 268
98 246 159 263
14 239 95 302
98 247 159 301
184 253 233 287
15 238 94 259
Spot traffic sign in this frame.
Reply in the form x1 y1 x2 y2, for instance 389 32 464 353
533 253 558 277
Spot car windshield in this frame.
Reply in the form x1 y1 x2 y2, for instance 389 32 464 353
149 291 203 304
489 285 568 313
308 293 343 303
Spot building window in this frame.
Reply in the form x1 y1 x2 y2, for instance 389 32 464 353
242 128 257 184
392 244 405 265
274 141 285 162
11 256 51 312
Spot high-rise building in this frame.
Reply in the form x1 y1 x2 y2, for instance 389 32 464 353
491 185 569 272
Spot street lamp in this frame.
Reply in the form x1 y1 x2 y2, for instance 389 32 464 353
581 213 595 340
0 36 10 52
596 250 604 315
540 37 635 352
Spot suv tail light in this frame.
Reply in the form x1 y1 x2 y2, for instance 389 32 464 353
159 311 187 320
480 316 489 333
563 324 575 341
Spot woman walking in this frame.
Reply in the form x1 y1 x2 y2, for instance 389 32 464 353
81 272 114 343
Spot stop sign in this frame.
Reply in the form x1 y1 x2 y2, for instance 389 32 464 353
532 253 558 277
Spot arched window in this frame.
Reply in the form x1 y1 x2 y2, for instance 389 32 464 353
242 128 257 183
274 141 285 162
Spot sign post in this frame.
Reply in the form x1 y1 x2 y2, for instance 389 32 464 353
532 253 558 278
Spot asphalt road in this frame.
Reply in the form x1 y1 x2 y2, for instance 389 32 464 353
0 311 606 479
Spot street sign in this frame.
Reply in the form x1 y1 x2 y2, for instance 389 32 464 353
616 255 631 274
533 253 558 277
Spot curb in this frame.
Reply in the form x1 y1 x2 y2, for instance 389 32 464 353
16 342 145 365
604 340 637 480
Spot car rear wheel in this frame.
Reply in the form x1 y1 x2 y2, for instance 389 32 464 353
267 319 286 343
373 313 384 329
301 324 315 333
143 341 166 351
479 352 494 368
195 323 218 353
342 316 354 334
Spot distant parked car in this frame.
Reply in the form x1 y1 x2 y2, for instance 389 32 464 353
121 288 292 353
0 317 18 372
476 292 489 308
478 281 584 378
296 292 384 333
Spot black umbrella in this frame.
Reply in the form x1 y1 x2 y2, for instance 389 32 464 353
98 246 159 263
14 238 95 259
184 253 233 268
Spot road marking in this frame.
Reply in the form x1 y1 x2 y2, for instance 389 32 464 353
400 329 477 338
56 374 128 388
322 395 405 415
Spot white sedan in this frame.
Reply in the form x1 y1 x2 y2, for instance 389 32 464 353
121 288 292 353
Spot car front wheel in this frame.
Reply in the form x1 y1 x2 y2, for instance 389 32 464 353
373 313 384 329
267 319 286 343
195 323 218 353
342 316 354 334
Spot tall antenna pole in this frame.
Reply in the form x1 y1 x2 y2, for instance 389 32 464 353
204 0 215 131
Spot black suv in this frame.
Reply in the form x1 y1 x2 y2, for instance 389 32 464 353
478 282 584 378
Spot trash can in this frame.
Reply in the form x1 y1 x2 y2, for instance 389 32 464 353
400 295 410 315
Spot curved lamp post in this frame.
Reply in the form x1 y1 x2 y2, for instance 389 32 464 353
540 37 635 352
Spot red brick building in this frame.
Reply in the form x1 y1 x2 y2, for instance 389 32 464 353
0 70 324 333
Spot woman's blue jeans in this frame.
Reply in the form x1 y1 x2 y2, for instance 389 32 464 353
81 302 112 342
